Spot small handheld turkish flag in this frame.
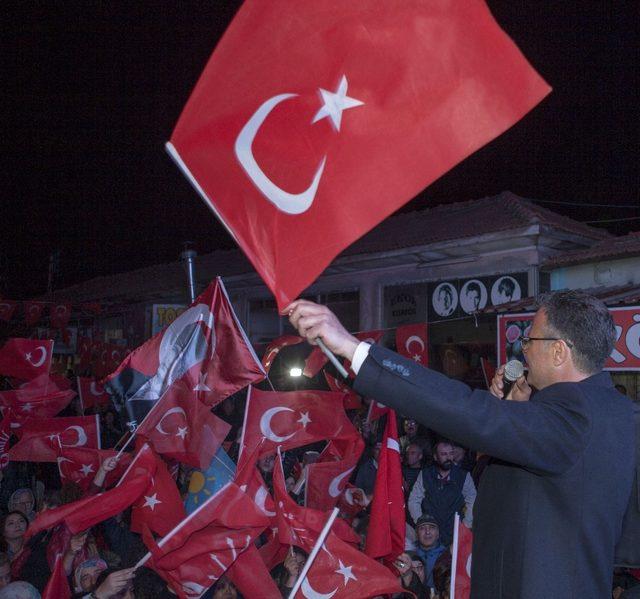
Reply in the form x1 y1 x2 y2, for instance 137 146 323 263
76 377 111 411
135 375 231 469
9 414 101 462
237 387 358 472
0 338 53 380
365 410 405 563
167 0 550 310
120 443 186 537
451 513 473 599
140 482 269 598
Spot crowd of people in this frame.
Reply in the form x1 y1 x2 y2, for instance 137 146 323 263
0 383 636 598
0 292 638 598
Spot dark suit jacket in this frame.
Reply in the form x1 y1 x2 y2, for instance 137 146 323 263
354 345 635 599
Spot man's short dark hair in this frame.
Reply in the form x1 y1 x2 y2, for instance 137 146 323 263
467 282 481 296
498 277 516 296
538 290 615 374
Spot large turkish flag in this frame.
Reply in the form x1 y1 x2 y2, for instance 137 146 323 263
168 0 550 310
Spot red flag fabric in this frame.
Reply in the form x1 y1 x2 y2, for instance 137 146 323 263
261 335 303 373
120 443 186 537
367 399 390 423
9 414 101 462
365 410 405 562
0 338 53 380
226 543 282 599
167 0 549 311
42 554 71 599
0 301 18 322
396 323 429 365
135 376 230 469
323 373 361 410
480 357 496 390
106 278 265 426
80 302 102 315
452 514 473 599
56 446 130 490
271 452 399 596
238 387 358 472
0 388 75 419
141 482 269 598
0 418 12 470
77 377 111 411
23 301 46 326
26 471 149 539
294 529 405 599
49 303 72 330
233 454 277 519
305 436 364 511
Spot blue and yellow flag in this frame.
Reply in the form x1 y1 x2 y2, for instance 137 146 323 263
184 446 236 513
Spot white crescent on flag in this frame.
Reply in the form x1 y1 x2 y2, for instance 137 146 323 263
301 577 338 599
63 426 87 447
328 467 355 498
155 407 188 436
405 335 425 353
25 346 47 368
259 406 296 443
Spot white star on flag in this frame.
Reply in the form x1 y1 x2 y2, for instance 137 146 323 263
142 493 162 511
24 353 31 361
176 426 188 439
193 372 211 392
312 75 364 131
20 403 33 412
412 354 422 362
297 411 311 428
335 559 357 586
79 463 95 477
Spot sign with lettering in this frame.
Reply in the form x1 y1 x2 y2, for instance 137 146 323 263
151 304 187 336
497 305 640 371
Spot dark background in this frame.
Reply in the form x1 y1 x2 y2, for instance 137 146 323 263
2 1 638 298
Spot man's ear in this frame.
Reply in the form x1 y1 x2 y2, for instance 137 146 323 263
552 339 571 368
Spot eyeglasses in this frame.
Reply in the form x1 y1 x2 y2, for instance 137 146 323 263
521 336 573 350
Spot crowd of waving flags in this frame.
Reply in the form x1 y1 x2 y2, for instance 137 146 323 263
0 277 423 598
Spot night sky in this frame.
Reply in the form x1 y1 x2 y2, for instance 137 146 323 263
2 1 638 299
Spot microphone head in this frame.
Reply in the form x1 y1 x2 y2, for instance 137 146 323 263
504 359 525 383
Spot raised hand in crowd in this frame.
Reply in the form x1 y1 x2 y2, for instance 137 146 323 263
489 364 531 402
91 567 136 599
92 456 119 489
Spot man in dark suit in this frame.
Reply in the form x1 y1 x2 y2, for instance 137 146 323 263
286 290 635 598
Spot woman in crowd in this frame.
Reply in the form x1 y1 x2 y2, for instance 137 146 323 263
0 513 28 563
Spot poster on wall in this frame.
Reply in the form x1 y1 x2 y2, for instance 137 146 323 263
428 272 527 321
151 304 187 336
497 305 640 371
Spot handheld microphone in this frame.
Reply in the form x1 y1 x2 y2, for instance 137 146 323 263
502 359 525 399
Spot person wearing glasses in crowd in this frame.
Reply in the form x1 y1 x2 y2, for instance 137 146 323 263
286 290 635 599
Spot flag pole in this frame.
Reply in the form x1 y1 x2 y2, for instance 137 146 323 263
450 512 460 599
316 339 349 378
287 506 339 599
